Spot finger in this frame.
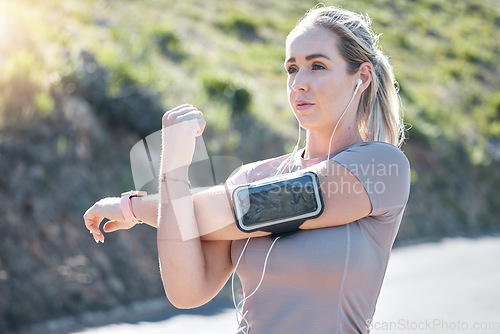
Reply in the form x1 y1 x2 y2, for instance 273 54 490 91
172 103 192 111
103 220 118 233
83 209 103 235
97 230 105 243
169 109 202 122
173 118 206 136
175 110 204 123
103 220 134 232
165 106 201 124
166 104 192 115
163 104 194 125
162 104 193 126
92 232 102 244
195 118 206 137
88 221 104 241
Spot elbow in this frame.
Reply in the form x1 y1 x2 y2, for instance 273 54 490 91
169 300 201 310
166 291 210 309
163 282 212 309
158 262 213 309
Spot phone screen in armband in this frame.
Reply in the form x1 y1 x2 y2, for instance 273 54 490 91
231 171 324 235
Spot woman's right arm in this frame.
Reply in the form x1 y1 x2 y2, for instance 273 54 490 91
86 195 238 308
87 182 267 242
129 186 268 240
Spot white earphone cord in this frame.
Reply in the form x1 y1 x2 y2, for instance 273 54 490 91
232 236 281 334
327 79 362 161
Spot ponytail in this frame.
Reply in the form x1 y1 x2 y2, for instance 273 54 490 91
359 52 404 147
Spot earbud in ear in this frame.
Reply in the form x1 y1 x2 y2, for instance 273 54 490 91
357 78 362 87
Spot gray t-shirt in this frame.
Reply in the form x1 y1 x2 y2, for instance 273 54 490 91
229 141 411 333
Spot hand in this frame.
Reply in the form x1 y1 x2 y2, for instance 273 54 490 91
161 104 206 173
83 197 136 243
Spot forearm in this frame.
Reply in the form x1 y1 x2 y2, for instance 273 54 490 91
131 185 267 240
191 185 268 240
157 167 216 307
156 167 265 307
129 186 233 233
131 194 159 228
154 104 268 307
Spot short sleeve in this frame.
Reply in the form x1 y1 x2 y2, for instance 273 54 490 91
224 162 253 192
332 142 411 219
224 154 290 189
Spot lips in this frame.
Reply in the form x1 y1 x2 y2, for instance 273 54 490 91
295 100 315 111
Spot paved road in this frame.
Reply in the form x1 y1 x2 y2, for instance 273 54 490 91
74 236 500 334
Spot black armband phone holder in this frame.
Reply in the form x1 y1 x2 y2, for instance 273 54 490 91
231 171 324 236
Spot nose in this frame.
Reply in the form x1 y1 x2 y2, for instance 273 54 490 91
291 70 308 92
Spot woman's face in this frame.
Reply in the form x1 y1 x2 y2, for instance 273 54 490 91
285 26 358 134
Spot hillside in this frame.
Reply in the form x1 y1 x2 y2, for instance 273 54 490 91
1 0 499 332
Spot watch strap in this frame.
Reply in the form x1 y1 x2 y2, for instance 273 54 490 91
120 191 147 224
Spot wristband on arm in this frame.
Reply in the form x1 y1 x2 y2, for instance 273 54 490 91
120 191 147 224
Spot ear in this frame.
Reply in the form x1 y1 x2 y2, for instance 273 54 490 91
357 62 373 94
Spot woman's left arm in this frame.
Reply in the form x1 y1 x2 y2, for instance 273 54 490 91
299 161 372 230
201 143 410 235
299 143 411 230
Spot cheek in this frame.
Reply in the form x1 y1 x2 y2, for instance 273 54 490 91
319 79 343 103
287 80 294 99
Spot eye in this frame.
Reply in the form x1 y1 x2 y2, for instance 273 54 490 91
312 63 326 70
286 65 298 74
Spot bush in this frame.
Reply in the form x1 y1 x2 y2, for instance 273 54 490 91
59 50 164 137
109 85 165 137
217 13 262 41
60 50 109 117
150 27 186 62
202 75 252 116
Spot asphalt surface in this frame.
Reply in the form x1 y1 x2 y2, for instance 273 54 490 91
74 235 500 334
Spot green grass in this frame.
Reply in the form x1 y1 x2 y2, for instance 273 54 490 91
1 0 500 163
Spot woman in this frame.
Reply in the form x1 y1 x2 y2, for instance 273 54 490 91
84 6 410 333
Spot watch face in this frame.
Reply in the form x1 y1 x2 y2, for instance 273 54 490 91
234 172 322 230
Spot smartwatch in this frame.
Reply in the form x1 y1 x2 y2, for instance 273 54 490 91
120 190 147 224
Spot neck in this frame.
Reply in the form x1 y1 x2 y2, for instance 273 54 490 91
303 125 363 160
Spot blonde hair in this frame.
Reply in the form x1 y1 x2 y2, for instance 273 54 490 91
287 6 405 148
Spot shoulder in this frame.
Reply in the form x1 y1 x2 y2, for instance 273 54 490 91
225 154 291 187
340 141 409 159
333 141 410 172
332 141 411 216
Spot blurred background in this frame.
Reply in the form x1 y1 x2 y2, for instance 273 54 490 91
0 0 499 333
